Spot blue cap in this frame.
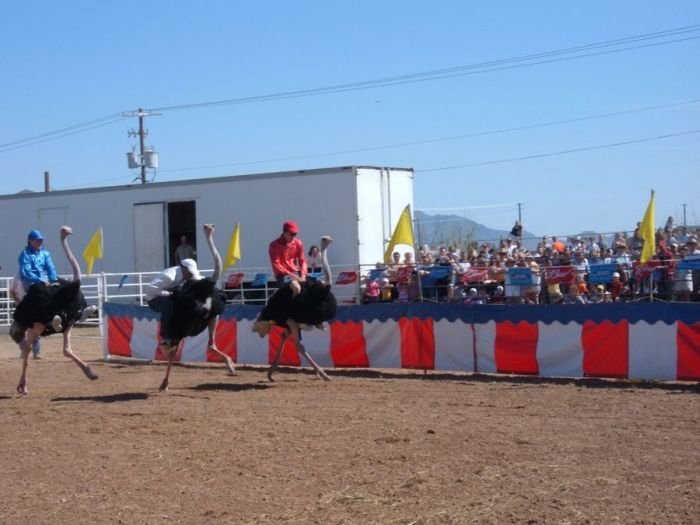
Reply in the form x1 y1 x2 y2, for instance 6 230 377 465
28 229 44 241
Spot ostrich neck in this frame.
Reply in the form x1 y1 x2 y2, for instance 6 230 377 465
321 244 332 285
207 234 222 282
62 236 81 281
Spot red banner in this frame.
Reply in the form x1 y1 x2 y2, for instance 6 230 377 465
335 271 358 285
395 266 413 283
460 268 489 283
632 261 662 280
544 266 576 284
225 272 244 288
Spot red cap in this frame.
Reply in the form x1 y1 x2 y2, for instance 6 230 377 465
283 221 299 234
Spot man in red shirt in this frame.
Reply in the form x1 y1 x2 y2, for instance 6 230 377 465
269 220 308 296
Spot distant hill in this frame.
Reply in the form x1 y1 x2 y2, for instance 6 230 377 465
414 211 538 250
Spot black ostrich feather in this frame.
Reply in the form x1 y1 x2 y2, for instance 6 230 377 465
162 278 226 342
13 279 86 336
258 280 337 327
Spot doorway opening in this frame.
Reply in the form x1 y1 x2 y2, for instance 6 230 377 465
167 201 197 267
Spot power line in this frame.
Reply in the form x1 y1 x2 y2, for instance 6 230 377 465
69 127 700 191
418 129 700 173
0 113 126 153
1 25 697 153
146 25 700 113
157 97 700 174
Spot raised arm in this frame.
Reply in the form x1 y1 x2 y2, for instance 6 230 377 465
204 223 222 282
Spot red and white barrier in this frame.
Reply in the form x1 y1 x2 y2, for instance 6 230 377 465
103 303 700 381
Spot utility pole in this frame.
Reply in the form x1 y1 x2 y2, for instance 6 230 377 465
682 203 687 228
124 108 161 184
517 202 522 224
137 109 147 184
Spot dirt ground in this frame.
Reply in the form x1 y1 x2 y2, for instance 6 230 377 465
0 327 698 525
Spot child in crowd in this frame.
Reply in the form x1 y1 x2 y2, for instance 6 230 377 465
379 277 393 302
363 278 380 303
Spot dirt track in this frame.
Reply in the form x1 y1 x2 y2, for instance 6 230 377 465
0 327 698 524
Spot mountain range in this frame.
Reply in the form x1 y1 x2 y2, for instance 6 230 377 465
414 211 538 250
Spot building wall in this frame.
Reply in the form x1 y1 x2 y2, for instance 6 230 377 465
0 166 414 276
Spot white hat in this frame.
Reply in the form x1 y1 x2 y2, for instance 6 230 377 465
180 258 202 280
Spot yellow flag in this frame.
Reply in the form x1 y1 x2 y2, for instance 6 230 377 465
83 227 103 275
384 204 414 263
639 190 656 263
225 222 241 268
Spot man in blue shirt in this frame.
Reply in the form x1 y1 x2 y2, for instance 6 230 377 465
16 229 59 358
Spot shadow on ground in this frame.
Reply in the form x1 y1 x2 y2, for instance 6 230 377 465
103 359 700 393
190 382 272 392
281 367 700 393
51 392 150 403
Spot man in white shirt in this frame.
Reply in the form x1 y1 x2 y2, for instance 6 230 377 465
146 258 202 302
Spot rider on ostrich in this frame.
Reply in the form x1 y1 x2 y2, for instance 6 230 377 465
145 223 234 391
253 234 337 382
13 228 61 359
11 226 98 395
269 220 308 297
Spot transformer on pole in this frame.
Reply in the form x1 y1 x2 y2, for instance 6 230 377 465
124 108 161 183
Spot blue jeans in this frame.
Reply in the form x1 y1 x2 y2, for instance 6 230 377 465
21 280 42 356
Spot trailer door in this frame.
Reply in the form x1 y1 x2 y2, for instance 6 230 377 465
134 203 166 272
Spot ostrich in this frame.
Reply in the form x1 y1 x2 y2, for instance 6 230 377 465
11 226 98 395
252 235 337 382
154 223 234 392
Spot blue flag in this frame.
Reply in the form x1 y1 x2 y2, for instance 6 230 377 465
508 267 533 285
588 263 618 283
252 273 269 287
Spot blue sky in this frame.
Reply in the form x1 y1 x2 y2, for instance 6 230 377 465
1 1 698 238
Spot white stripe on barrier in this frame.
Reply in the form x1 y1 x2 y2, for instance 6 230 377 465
181 330 209 362
300 327 334 368
131 318 157 360
236 319 270 366
628 321 677 380
474 321 497 374
434 319 474 373
537 321 584 378
364 319 402 369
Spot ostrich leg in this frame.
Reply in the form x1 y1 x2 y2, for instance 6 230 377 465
207 339 236 375
267 330 290 382
61 327 98 380
297 342 331 381
159 341 182 392
287 320 331 382
16 326 41 395
17 351 30 394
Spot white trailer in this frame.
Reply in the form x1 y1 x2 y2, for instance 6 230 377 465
0 166 414 279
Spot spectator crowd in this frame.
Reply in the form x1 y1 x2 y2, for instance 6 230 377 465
361 219 700 305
